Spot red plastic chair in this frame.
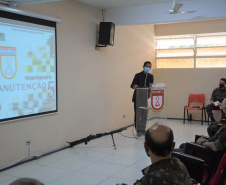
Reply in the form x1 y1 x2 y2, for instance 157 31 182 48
184 94 206 125
211 153 226 185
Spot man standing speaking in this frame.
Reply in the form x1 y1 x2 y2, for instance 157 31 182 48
131 61 154 136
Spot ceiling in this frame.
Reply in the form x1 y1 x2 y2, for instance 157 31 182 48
0 0 226 25
75 0 226 25
75 0 188 9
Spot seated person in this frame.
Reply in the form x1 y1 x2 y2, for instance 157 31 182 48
206 78 226 122
134 123 193 185
196 98 226 152
207 120 224 139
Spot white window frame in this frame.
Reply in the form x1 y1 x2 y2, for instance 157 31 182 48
155 33 226 68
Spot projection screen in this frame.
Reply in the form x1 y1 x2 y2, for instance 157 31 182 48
0 10 58 123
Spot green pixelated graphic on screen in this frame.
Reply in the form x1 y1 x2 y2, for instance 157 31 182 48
27 65 33 72
37 66 42 72
32 60 42 65
42 66 46 72
23 65 33 72
50 66 55 72
0 33 5 41
46 60 50 65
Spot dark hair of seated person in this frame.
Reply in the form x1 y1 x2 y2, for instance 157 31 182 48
220 78 226 83
9 178 44 185
145 127 174 157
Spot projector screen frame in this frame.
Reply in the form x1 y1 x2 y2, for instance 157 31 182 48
0 9 59 123
0 6 61 23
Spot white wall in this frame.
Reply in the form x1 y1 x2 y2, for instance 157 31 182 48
0 0 155 166
155 19 226 36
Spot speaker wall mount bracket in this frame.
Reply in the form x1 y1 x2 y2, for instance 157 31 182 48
95 44 107 48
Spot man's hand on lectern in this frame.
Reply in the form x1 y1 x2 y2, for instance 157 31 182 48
133 84 139 89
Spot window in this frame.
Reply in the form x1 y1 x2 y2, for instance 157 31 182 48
196 58 226 68
156 38 194 49
157 58 194 68
196 36 226 47
156 49 194 57
156 33 226 68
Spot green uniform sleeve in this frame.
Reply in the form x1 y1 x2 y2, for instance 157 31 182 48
133 177 146 185
214 131 226 151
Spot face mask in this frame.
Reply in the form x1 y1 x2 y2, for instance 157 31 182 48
144 67 150 73
219 84 225 88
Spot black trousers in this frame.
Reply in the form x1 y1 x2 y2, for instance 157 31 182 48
206 104 225 121
134 102 136 128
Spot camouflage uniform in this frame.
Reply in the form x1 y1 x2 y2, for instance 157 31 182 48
134 157 193 185
206 87 226 122
209 124 226 151
175 123 226 153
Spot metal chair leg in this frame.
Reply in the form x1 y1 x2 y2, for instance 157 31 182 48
201 109 203 125
187 109 189 121
204 107 207 122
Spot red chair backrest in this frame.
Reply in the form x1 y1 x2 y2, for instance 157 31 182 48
188 94 205 104
212 153 226 185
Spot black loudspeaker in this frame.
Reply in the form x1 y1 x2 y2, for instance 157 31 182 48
98 22 115 46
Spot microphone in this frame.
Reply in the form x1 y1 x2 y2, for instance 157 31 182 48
144 73 147 87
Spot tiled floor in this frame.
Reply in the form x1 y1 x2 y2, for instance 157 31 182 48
0 119 208 185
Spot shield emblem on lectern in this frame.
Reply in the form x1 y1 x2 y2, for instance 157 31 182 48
151 89 164 111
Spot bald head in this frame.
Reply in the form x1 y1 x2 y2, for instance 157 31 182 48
145 122 174 157
9 178 44 185
149 123 171 143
